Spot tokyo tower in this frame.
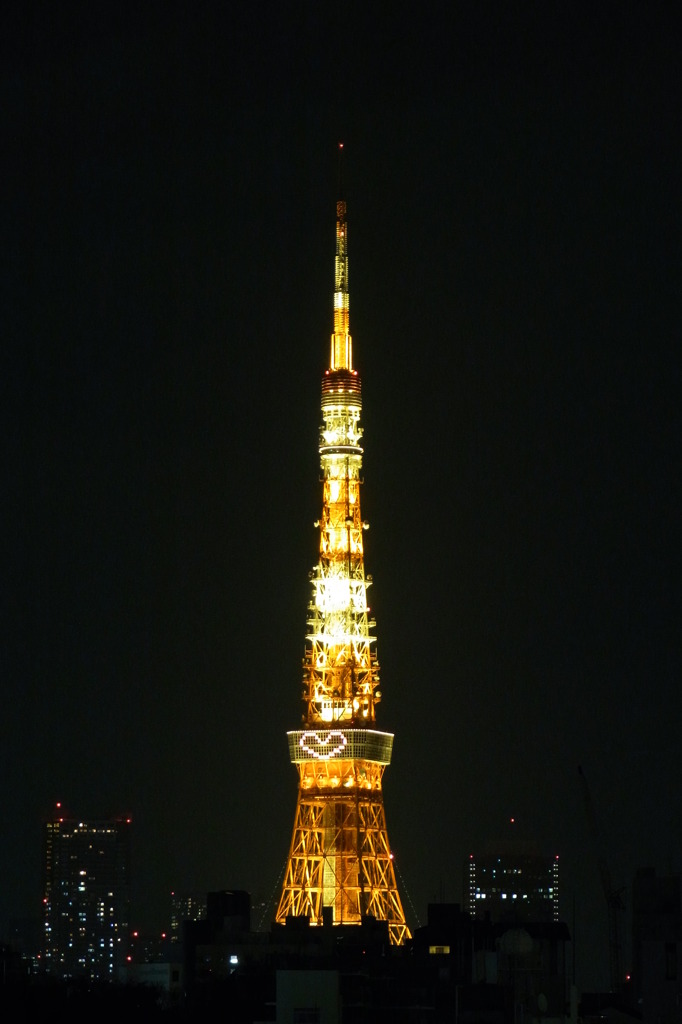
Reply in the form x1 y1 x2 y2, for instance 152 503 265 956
275 148 411 945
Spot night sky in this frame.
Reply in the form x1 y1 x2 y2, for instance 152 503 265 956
4 2 680 992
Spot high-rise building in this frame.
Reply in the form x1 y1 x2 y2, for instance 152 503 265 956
465 843 560 924
275 149 410 945
42 805 131 980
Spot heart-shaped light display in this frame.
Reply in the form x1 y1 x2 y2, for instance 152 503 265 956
299 730 347 760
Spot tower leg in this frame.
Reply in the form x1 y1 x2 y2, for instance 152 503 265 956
276 780 410 944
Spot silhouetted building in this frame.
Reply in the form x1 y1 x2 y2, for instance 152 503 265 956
466 843 559 924
413 903 572 1024
183 890 255 992
631 866 682 1024
180 896 575 1023
42 807 131 980
7 916 41 968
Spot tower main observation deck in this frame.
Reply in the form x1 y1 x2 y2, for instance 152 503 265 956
275 152 411 945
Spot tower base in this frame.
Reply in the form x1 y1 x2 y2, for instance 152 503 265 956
276 762 411 945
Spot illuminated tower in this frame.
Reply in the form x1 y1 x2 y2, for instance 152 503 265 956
276 149 411 945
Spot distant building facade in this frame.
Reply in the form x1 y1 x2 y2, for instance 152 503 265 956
42 808 131 980
170 890 206 943
466 843 559 924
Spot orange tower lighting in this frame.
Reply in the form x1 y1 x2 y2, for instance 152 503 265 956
275 148 411 945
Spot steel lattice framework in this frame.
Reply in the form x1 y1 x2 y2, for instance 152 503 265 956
276 148 410 945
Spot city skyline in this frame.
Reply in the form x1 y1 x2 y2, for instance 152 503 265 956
4 4 680 994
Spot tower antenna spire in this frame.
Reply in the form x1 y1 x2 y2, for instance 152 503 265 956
337 140 345 200
331 143 351 371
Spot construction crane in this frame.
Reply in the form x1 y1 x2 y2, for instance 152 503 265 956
578 765 626 992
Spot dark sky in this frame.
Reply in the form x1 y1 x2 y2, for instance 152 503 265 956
3 1 680 992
